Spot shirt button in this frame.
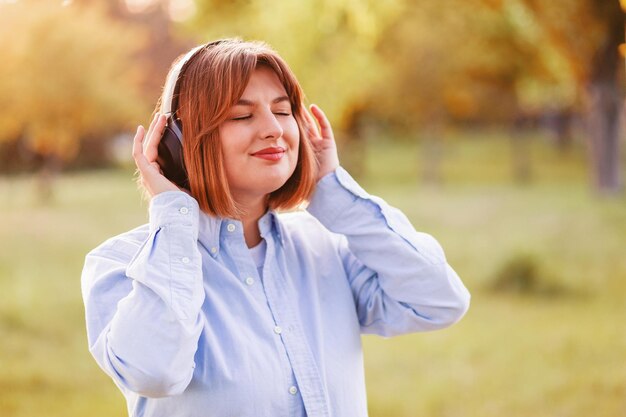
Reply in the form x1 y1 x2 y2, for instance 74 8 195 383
181 257 190 264
227 223 236 232
210 247 217 254
245 277 254 286
179 207 189 215
273 326 282 335
289 386 298 395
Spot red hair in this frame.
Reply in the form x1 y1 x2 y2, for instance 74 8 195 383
168 39 317 218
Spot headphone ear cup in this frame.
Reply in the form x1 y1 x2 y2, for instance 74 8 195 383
156 116 189 189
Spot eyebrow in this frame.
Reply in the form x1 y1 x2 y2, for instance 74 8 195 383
235 96 290 106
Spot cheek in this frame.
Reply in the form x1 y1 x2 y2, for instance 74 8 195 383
219 127 247 160
292 137 300 164
288 132 300 169
286 119 301 150
217 130 244 186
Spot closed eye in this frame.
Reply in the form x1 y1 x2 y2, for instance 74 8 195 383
231 115 252 121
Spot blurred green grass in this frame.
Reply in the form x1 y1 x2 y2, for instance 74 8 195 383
1 134 625 416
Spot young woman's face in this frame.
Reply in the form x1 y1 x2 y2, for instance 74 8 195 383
218 66 300 204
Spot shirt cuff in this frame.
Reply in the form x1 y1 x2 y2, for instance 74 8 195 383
149 191 200 236
307 166 368 227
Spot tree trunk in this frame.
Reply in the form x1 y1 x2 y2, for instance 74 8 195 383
510 112 533 185
341 105 370 180
586 0 624 195
552 109 574 153
37 154 61 203
420 119 445 186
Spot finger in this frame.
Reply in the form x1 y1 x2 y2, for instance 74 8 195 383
145 114 167 162
132 125 150 171
143 113 160 151
310 104 333 140
300 104 321 139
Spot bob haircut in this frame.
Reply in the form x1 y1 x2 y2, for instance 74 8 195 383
163 39 317 218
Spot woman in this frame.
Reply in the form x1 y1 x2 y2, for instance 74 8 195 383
81 38 470 417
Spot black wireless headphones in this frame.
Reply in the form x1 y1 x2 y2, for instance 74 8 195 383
156 41 224 189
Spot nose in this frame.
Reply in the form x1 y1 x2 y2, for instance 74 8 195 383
258 109 283 140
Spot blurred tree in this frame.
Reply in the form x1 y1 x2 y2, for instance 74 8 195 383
479 0 624 194
76 0 195 103
373 2 515 127
374 0 624 192
370 1 550 184
0 0 148 197
583 0 624 194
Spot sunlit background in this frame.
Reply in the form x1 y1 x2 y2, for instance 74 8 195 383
0 0 625 416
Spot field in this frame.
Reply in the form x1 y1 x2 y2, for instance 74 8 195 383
1 133 625 416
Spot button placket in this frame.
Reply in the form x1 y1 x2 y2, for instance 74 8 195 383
262 241 330 416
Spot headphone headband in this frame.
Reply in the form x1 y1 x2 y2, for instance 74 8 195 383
160 44 205 116
160 40 228 117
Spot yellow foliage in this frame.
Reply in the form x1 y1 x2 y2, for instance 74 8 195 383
0 0 149 160
443 88 478 120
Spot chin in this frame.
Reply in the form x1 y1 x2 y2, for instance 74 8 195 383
263 163 295 183
232 163 296 198
262 174 292 193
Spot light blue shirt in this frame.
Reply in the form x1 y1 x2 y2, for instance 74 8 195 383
81 167 470 417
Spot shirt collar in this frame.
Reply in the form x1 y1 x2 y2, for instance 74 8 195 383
198 210 285 258
197 212 223 258
260 210 286 247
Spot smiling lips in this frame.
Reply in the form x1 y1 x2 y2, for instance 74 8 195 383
251 146 285 161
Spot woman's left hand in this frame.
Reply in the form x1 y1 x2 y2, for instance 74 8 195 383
302 104 340 181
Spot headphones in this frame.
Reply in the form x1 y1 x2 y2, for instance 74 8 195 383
156 41 224 189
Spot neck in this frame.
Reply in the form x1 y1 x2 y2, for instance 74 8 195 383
235 194 268 248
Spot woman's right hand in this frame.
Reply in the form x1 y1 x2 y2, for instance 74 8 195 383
133 113 181 197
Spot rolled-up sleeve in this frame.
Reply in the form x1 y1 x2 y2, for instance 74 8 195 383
307 167 470 337
81 191 205 397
